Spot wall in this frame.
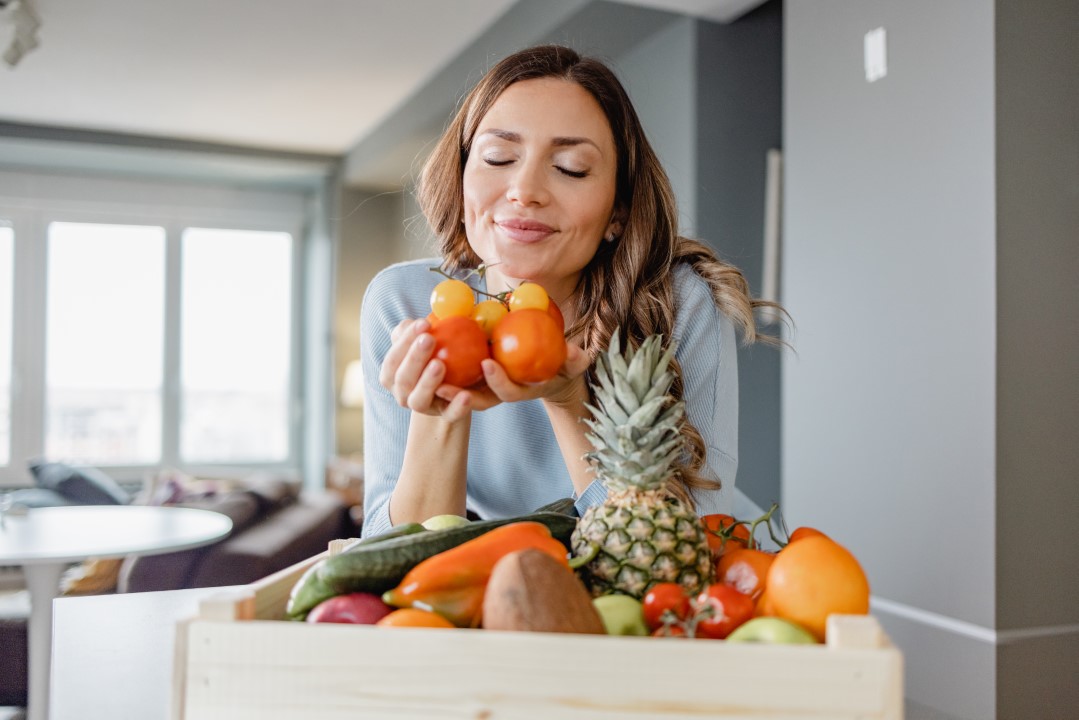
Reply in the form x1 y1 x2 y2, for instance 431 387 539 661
994 0 1079 715
331 187 404 457
785 0 1079 717
694 1 783 509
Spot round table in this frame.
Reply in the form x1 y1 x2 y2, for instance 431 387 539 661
0 505 233 720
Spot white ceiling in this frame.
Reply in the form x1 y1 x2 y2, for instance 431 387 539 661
0 0 765 158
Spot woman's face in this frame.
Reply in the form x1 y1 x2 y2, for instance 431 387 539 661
462 77 619 304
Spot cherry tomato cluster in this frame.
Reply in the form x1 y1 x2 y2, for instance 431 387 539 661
427 274 567 387
644 505 871 642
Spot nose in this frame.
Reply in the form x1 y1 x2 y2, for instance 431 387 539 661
505 159 550 207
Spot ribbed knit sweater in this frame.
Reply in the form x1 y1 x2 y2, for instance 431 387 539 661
359 258 738 536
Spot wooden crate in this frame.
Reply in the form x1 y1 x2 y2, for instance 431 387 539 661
173 542 903 720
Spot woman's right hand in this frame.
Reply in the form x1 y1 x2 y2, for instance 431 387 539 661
379 318 472 422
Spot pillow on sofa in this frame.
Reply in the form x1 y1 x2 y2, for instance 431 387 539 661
4 487 72 509
28 461 131 505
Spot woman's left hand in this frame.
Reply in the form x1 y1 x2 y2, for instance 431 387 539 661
434 342 591 411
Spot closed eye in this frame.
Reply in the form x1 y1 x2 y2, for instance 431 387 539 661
484 158 513 167
556 166 588 178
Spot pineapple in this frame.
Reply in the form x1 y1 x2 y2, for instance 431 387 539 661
571 333 714 599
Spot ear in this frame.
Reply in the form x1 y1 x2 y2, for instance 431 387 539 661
604 208 627 242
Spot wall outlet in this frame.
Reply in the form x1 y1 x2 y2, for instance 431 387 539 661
864 27 887 82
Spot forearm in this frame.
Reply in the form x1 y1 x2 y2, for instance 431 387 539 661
543 397 596 497
389 411 472 524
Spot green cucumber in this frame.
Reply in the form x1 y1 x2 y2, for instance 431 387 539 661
285 522 427 620
318 512 578 596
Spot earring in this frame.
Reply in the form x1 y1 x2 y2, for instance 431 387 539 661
605 232 617 243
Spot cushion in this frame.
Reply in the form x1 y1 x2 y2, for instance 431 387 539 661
60 558 124 596
28 460 131 505
4 487 72 509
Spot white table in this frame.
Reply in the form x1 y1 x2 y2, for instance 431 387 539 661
0 506 232 720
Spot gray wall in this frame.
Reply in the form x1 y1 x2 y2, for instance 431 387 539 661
994 0 1079 715
785 0 1078 717
695 1 783 509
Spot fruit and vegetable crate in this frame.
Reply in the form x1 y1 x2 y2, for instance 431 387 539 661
173 541 903 720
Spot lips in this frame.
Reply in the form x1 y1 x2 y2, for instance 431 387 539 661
496 218 555 243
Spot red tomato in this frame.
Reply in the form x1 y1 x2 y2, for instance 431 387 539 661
652 623 687 638
642 583 691 631
701 514 751 557
693 584 755 639
428 316 490 387
490 308 566 384
716 548 775 601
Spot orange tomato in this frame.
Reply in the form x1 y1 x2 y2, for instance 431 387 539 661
716 548 775 601
375 608 456 629
429 279 475 319
491 308 566 384
471 299 509 338
788 526 828 543
506 282 549 312
766 535 870 642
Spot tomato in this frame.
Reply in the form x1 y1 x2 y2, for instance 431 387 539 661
430 279 475 319
490 308 566 384
652 623 687 638
506 282 549 312
716 548 775 601
693 584 755 639
471 299 508 338
753 588 776 617
375 608 455 628
701 514 751 557
641 583 691 631
788 526 828 543
545 298 565 335
766 535 870 642
428 316 490 387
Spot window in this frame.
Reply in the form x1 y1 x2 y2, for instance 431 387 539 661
181 228 293 463
45 222 166 465
0 170 311 485
0 224 12 466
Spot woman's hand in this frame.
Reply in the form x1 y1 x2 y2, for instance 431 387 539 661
434 342 592 411
379 318 472 422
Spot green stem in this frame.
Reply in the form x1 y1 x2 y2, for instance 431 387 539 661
569 542 599 569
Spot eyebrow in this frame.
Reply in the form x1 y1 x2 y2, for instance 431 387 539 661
479 128 602 152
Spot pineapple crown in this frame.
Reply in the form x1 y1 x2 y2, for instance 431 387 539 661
583 332 685 493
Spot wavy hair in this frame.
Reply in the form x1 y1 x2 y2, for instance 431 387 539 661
418 45 781 508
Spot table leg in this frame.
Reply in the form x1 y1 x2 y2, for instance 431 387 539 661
23 562 64 720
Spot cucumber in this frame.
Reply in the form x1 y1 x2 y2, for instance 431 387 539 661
533 497 578 517
285 522 427 620
318 511 578 596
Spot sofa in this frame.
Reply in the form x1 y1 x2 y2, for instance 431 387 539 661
0 463 358 707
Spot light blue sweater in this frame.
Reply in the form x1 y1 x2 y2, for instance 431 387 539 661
360 258 739 536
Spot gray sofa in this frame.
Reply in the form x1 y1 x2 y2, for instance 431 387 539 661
0 467 357 707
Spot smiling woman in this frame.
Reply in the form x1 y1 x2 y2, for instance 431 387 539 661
360 45 781 537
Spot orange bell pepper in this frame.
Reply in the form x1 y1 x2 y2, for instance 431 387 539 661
382 521 568 628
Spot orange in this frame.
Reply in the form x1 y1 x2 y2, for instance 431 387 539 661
766 535 870 642
375 608 455 629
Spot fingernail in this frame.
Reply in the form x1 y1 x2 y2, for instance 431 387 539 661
417 334 432 349
482 360 494 375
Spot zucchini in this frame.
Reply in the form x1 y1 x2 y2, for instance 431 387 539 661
318 511 578 596
285 521 427 620
533 497 578 517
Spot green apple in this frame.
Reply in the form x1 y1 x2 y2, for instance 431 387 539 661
726 617 818 644
421 514 471 530
592 594 649 636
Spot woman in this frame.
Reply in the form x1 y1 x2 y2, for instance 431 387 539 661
360 45 774 536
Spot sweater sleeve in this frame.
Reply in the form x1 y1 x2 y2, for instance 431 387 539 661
359 261 434 537
672 264 739 516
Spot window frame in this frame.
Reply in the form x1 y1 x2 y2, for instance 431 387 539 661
0 170 309 486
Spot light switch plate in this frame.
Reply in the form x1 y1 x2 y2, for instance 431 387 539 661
864 27 887 82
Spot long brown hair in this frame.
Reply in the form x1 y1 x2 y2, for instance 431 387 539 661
418 45 779 508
